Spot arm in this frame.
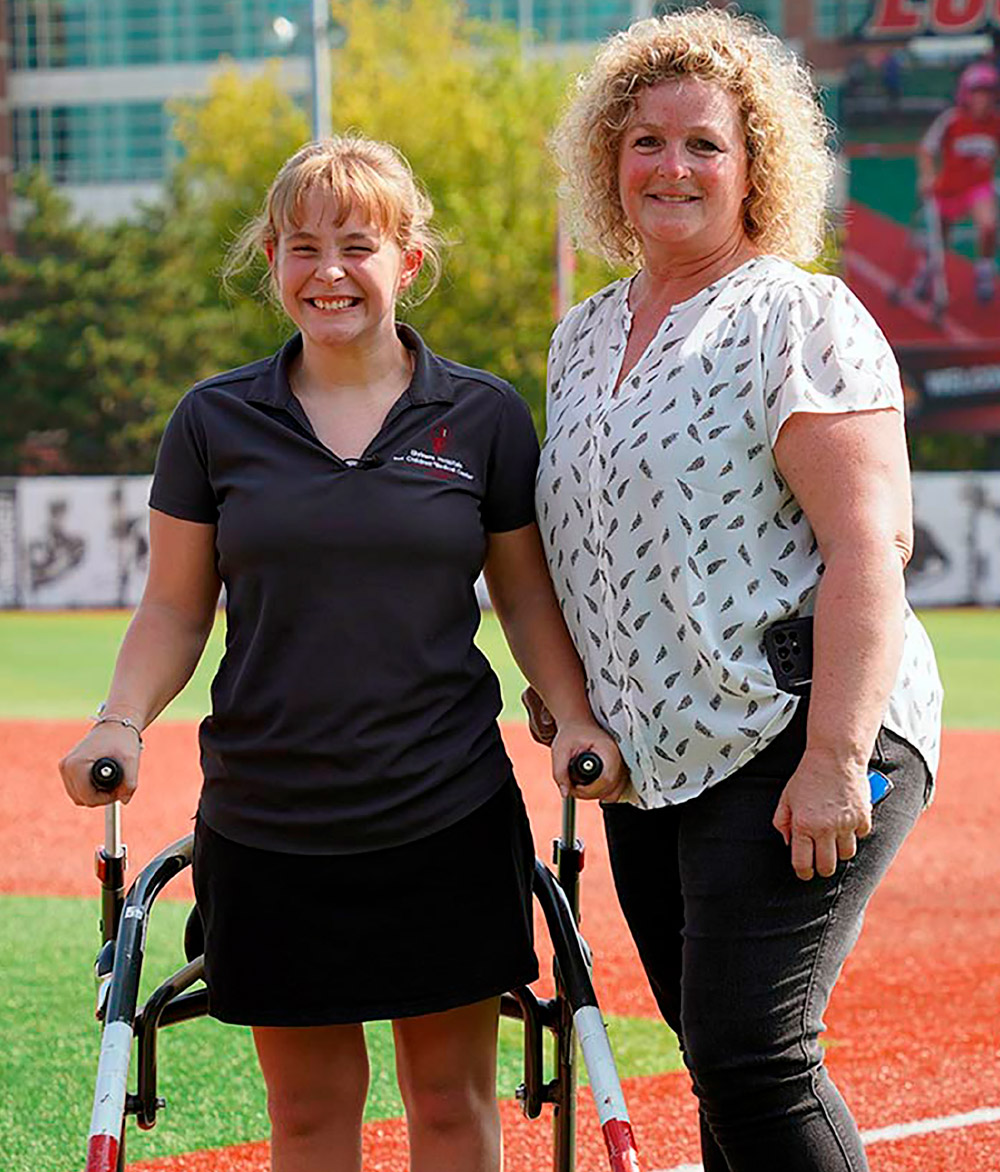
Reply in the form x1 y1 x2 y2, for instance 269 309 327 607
59 510 221 807
771 407 912 880
484 523 628 801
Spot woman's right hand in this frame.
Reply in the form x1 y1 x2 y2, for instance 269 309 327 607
522 686 633 802
59 722 141 807
522 686 557 746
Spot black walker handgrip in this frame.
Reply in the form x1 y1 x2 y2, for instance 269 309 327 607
91 757 124 793
568 751 603 787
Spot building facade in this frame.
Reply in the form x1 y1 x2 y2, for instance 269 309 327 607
1 0 313 229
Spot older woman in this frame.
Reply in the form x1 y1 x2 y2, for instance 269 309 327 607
528 10 942 1171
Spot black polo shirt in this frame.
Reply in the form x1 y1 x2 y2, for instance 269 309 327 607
150 326 539 854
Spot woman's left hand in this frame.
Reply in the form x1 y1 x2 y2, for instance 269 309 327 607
773 749 873 880
550 720 631 803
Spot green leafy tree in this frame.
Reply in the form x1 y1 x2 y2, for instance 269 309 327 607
168 63 311 298
0 173 265 473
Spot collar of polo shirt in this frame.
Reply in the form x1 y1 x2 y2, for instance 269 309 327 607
244 324 459 410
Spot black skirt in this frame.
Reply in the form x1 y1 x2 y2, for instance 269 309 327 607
192 776 539 1026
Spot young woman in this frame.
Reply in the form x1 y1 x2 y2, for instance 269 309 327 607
60 135 625 1172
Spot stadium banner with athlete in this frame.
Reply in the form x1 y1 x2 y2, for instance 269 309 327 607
967 470 1000 604
0 473 997 608
16 476 151 609
908 472 977 605
841 13 1000 436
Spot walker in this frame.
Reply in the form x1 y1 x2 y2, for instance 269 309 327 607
83 751 642 1172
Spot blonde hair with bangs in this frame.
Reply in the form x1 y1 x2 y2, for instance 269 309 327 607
552 6 835 267
225 135 443 307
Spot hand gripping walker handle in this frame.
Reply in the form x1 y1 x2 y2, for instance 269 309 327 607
91 758 124 793
568 751 603 787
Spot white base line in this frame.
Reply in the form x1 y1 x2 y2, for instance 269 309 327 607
652 1106 1000 1172
862 1106 1000 1144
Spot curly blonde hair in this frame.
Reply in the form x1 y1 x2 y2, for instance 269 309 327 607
224 135 443 307
551 6 835 267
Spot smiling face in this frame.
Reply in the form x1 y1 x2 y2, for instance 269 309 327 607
269 191 422 353
617 77 751 269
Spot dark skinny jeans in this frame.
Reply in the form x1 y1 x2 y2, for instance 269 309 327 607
602 704 930 1172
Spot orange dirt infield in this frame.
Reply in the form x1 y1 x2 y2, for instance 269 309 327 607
4 721 999 1172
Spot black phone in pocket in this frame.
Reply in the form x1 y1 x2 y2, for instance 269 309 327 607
763 616 814 695
764 615 894 806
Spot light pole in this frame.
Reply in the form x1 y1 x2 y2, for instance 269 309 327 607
273 2 339 141
310 0 332 140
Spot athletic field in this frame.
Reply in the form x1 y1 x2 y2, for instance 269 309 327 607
1 609 998 1172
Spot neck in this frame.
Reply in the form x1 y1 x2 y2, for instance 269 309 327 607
294 324 411 398
633 233 758 312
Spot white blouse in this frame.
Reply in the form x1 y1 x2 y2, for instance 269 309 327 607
536 256 942 808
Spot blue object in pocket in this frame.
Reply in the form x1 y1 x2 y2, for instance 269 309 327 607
869 768 894 805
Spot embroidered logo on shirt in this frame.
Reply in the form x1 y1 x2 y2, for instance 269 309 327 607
431 424 450 455
393 446 474 480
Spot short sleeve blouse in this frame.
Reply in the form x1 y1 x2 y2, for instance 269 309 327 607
536 256 942 808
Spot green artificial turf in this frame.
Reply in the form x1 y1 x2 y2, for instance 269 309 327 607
0 612 224 722
0 894 680 1172
916 609 1000 730
0 610 530 724
0 607 997 728
850 155 919 227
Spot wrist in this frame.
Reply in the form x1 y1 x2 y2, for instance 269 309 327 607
96 700 146 725
91 702 146 748
800 741 870 773
549 709 598 732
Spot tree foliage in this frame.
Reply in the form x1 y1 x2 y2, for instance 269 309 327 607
0 174 270 473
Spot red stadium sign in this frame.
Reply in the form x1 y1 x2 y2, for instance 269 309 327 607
863 0 1000 36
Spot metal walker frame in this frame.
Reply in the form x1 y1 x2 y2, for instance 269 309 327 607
83 755 642 1172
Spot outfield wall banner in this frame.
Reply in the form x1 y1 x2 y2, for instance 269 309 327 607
907 472 977 605
968 471 1000 604
1 474 999 609
16 476 151 609
859 2 1000 39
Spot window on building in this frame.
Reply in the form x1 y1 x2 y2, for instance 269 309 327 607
464 1 786 43
7 0 314 70
654 1 783 35
466 0 637 43
13 101 169 183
